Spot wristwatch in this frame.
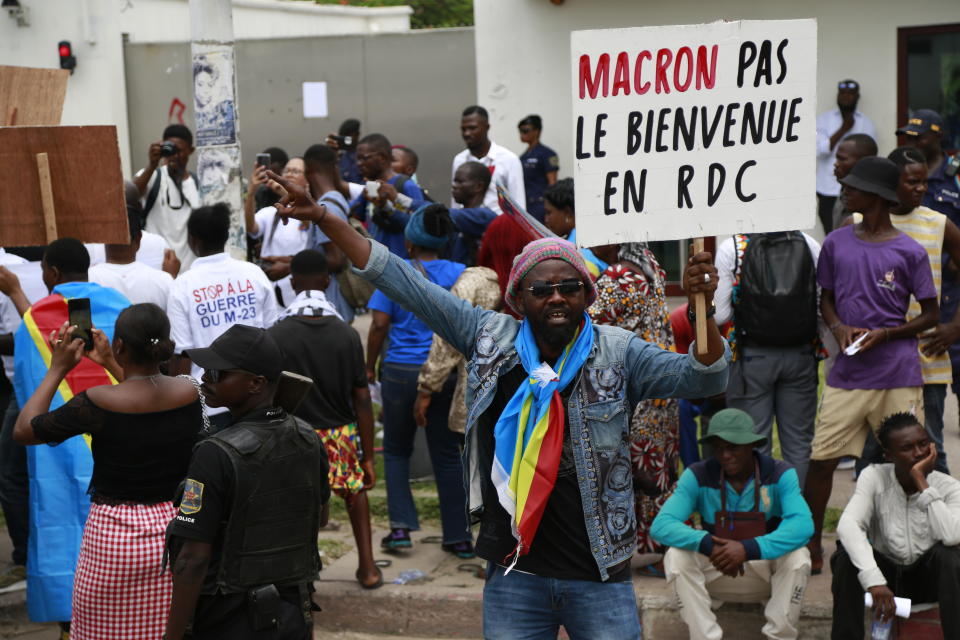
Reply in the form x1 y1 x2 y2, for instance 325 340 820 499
687 300 716 324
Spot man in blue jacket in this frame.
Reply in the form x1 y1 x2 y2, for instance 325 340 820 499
651 408 813 640
266 170 730 640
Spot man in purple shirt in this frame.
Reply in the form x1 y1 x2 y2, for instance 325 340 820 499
804 157 939 574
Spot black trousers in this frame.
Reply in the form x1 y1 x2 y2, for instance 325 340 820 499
817 194 837 235
831 542 960 639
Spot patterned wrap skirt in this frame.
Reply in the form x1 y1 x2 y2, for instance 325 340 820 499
70 501 176 640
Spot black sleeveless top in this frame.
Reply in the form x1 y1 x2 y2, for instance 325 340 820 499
32 391 204 504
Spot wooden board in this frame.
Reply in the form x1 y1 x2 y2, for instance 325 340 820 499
0 66 69 126
0 126 129 245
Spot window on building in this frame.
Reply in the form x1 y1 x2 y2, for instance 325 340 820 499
899 23 960 151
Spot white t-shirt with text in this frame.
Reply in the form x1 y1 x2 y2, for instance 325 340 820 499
167 253 279 388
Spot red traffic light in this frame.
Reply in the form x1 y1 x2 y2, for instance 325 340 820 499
58 40 76 73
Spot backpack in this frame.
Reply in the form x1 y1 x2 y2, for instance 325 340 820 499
734 232 817 348
321 195 376 310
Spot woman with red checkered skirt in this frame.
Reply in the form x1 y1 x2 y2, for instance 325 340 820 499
15 303 205 640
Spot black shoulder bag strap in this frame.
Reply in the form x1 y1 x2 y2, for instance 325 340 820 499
143 168 163 218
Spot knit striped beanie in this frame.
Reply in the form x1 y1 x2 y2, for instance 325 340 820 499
505 238 596 315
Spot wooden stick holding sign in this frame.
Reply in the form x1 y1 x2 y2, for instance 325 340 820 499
35 153 58 243
692 237 708 356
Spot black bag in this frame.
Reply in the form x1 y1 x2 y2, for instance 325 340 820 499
734 232 817 347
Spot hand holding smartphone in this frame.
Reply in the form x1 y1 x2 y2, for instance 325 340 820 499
67 298 94 351
255 153 272 168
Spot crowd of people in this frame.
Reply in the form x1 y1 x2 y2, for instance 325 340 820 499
0 83 955 640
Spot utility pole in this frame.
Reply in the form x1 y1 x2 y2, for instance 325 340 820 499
189 0 245 258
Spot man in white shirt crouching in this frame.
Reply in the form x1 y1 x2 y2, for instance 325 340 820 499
831 411 960 639
167 202 279 430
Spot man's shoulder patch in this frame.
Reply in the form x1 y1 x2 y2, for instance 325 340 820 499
180 478 204 515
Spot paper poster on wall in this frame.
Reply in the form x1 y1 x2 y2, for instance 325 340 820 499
303 82 329 118
194 50 237 146
570 19 817 246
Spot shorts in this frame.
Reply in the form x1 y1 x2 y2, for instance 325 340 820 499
810 385 923 460
316 423 365 498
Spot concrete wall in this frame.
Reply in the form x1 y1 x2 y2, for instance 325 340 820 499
473 0 960 179
124 28 477 204
119 0 412 43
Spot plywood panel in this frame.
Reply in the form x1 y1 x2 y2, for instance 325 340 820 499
0 126 128 245
0 66 68 126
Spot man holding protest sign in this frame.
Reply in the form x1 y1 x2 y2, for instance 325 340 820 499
264 154 729 637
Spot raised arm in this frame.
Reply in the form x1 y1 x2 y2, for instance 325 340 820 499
267 172 497 355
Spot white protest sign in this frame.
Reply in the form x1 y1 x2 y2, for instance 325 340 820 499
571 19 817 247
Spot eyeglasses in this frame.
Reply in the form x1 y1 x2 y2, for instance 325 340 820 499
525 279 584 298
837 81 859 90
205 368 255 383
283 168 304 176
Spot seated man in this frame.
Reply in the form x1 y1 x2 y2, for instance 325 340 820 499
651 408 813 640
831 412 960 639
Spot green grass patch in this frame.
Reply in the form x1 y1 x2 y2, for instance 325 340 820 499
823 507 842 534
318 538 352 562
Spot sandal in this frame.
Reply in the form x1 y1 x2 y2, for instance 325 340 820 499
357 566 384 590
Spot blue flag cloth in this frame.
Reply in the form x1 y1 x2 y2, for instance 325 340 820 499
13 281 129 622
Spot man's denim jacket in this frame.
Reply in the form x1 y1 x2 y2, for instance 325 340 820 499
356 241 730 580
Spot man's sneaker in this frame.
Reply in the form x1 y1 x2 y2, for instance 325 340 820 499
442 541 476 559
0 565 26 594
381 528 412 551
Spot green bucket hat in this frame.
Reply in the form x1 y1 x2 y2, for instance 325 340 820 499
698 408 767 446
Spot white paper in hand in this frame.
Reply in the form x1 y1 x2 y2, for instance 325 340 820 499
864 593 911 619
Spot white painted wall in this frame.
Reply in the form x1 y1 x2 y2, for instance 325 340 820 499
121 0 412 43
474 0 959 184
0 0 131 175
0 0 410 180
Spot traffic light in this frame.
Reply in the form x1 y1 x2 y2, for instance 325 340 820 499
58 41 76 74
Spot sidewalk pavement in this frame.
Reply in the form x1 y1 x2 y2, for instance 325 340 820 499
313 392 960 639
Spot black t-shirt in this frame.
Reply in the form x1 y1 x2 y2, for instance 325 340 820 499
166 407 329 632
31 391 203 503
474 365 631 582
267 316 366 429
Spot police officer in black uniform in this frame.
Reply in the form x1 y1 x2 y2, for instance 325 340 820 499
898 108 960 222
164 325 329 640
899 109 960 433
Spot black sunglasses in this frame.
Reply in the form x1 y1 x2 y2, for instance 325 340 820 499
205 368 256 383
525 279 584 298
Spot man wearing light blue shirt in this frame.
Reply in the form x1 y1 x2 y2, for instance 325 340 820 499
816 80 877 233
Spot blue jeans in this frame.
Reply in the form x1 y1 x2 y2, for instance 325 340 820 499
0 395 28 566
857 383 949 476
380 361 469 544
482 563 642 640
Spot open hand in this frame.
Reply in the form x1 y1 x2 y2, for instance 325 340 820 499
48 322 84 373
922 322 960 356
86 328 117 370
910 442 937 491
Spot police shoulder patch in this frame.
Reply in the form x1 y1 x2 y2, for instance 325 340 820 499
180 478 204 515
